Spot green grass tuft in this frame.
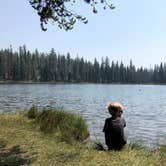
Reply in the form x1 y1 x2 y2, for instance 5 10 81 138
127 142 146 150
27 106 89 143
60 115 89 143
27 105 39 119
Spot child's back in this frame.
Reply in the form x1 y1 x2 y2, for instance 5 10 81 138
103 116 126 150
103 102 126 150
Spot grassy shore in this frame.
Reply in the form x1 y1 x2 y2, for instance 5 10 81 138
0 109 165 166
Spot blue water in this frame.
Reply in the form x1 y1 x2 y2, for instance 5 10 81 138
0 84 166 148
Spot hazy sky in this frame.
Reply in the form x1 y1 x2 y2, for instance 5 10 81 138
0 0 166 67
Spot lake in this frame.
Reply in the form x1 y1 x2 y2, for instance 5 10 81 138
0 84 166 148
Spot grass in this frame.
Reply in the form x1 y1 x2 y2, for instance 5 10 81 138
27 107 89 143
0 110 166 166
26 105 39 119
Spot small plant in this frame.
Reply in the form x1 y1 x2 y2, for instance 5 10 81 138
27 105 39 119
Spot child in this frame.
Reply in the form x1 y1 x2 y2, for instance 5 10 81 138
103 102 127 150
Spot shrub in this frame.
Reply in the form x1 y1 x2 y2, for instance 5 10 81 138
27 105 39 119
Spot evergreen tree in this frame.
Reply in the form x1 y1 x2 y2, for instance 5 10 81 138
1 45 166 84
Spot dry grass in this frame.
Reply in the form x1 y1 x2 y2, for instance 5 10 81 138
0 113 165 166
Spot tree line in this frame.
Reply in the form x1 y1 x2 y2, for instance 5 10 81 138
0 45 166 83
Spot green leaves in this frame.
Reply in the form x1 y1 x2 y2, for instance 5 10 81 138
29 0 115 31
109 4 115 9
93 7 98 14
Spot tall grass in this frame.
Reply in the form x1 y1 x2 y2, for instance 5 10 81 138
26 105 38 119
27 106 89 143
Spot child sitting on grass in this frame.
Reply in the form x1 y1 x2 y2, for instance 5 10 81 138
103 102 127 150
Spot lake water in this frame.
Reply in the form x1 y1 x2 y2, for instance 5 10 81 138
0 84 166 148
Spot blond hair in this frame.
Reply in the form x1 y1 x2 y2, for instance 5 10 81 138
107 102 124 115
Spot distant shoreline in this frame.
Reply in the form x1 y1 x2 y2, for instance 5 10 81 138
0 80 166 85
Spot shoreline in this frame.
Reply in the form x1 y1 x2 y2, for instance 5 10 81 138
1 80 166 85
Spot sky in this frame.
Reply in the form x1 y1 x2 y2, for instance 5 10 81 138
0 0 166 68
